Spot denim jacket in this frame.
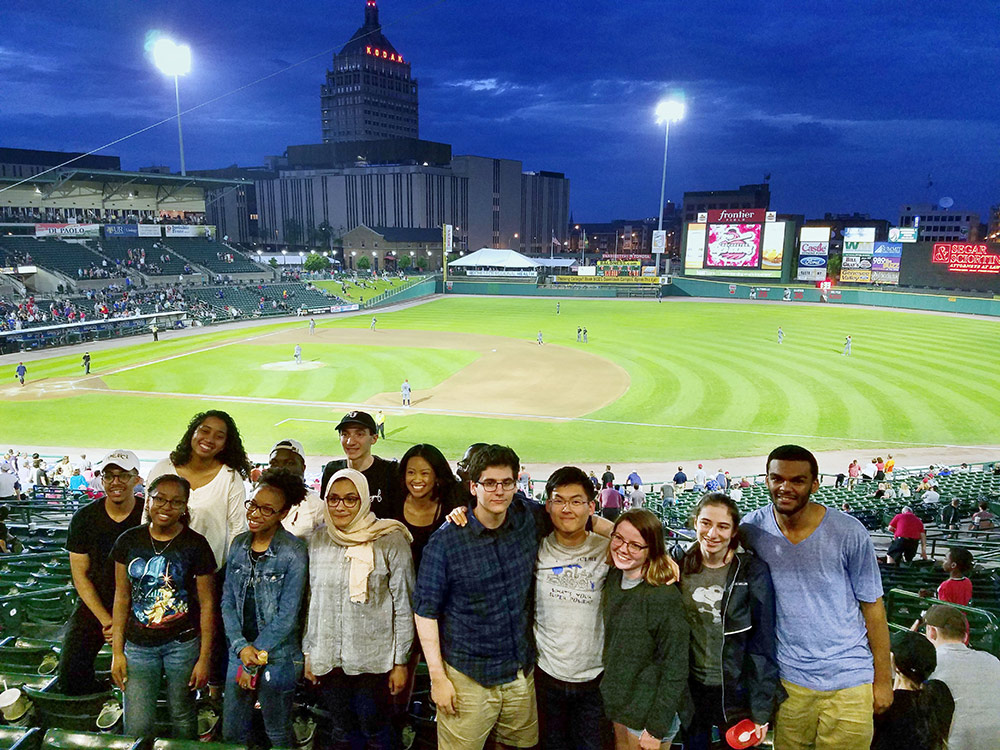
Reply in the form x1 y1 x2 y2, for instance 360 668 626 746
222 527 309 663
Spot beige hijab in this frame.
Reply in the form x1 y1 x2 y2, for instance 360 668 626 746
323 468 412 603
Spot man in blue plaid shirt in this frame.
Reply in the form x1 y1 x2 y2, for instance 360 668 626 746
414 444 547 750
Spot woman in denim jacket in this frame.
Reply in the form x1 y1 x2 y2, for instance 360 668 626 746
221 467 309 749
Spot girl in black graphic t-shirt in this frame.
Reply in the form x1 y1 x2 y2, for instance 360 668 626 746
111 474 215 739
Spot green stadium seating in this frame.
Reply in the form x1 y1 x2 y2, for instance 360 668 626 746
0 726 41 750
21 687 113 733
38 729 140 750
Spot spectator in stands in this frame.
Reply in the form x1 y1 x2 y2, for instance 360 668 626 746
848 459 861 488
899 480 912 500
626 468 642 487
305 468 414 750
862 458 878 482
923 604 1000 749
413 445 543 750
221 468 309 749
941 497 962 532
628 482 646 510
678 493 782 750
386 443 462 574
874 457 886 482
660 481 676 506
693 463 708 492
885 454 896 479
321 411 399 509
970 500 996 531
873 482 887 499
111 474 216 739
921 485 941 505
602 465 616 488
602 509 687 750
886 506 927 565
871 630 953 750
740 445 892 749
267 439 325 539
68 467 89 492
936 548 973 606
883 483 896 500
0 463 20 505
599 481 624 521
673 466 687 487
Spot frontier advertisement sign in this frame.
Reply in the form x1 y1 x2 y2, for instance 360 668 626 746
35 223 101 237
932 243 1000 274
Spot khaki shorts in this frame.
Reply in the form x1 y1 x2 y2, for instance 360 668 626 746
436 664 538 750
775 678 873 750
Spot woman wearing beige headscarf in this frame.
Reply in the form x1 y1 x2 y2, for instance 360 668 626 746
303 468 415 750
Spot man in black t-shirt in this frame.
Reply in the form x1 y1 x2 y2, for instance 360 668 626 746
58 449 145 694
320 410 399 508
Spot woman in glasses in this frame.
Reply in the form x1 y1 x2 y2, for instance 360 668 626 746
110 474 216 739
602 508 688 750
304 468 415 750
221 467 309 749
677 493 781 750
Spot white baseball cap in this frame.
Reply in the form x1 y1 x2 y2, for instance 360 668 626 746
269 439 306 463
96 449 141 474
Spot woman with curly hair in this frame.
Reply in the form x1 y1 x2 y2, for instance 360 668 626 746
148 410 252 570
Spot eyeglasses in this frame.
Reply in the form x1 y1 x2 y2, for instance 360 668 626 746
150 494 187 510
326 494 361 508
476 479 517 492
550 498 591 509
102 471 136 485
610 532 648 555
245 499 279 518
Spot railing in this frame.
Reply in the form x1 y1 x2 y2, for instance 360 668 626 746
363 275 439 308
885 587 1000 656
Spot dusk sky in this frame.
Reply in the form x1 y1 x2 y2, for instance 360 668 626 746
3 0 998 223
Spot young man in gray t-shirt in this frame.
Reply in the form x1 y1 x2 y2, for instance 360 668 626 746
534 467 611 750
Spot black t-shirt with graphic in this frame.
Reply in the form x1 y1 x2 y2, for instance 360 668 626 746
67 498 144 607
321 455 399 509
111 525 215 647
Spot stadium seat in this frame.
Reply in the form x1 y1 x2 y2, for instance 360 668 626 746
21 686 113 733
38 729 141 750
0 726 41 750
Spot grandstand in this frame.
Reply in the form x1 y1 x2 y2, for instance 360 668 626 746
0 237 110 279
183 282 344 317
162 238 263 275
94 238 189 277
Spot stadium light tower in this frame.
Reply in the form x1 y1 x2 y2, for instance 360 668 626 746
152 37 192 176
655 97 685 233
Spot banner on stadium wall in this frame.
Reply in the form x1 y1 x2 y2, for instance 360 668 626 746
797 254 828 281
597 258 641 277
840 268 872 282
684 224 707 269
104 224 139 237
467 270 537 277
138 224 163 237
553 275 661 284
35 223 101 237
164 225 214 238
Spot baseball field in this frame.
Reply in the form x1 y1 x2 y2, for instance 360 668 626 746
3 295 999 463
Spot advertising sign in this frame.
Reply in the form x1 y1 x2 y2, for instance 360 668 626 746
35 223 101 237
706 208 768 224
889 227 918 243
841 255 872 270
800 226 832 243
797 254 827 281
706 223 761 267
843 227 876 243
443 224 453 253
684 223 707 269
104 224 139 237
840 268 872 282
164 225 214 238
651 230 667 254
871 256 900 272
553 275 661 284
932 243 1000 274
799 242 828 256
873 242 903 256
760 222 785 269
138 224 163 237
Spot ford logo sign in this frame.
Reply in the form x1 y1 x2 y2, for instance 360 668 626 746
800 256 826 267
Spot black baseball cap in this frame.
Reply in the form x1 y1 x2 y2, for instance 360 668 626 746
336 410 377 433
890 630 937 683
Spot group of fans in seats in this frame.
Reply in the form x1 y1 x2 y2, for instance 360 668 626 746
35 410 1000 750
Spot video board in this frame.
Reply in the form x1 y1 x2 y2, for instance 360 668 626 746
684 209 784 278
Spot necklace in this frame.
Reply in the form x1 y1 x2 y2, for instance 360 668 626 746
149 528 179 556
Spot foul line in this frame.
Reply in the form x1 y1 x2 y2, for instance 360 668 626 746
62 382 991 451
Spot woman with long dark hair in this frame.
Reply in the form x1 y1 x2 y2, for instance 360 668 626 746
388 443 461 571
678 493 782 749
602 508 688 750
110 474 216 739
147 410 252 570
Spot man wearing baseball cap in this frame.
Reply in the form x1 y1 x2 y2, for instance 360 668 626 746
923 604 1000 749
321 411 399 507
268 439 325 538
58 449 145 694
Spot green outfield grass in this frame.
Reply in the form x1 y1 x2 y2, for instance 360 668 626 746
313 276 421 303
4 296 1000 462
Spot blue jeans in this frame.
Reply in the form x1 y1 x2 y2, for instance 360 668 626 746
315 669 395 750
535 667 605 750
123 637 200 739
222 655 301 749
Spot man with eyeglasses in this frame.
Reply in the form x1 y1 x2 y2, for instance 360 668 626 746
534 467 611 750
414 444 548 750
58 449 145 694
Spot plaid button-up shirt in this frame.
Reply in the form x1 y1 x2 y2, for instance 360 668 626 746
413 495 546 687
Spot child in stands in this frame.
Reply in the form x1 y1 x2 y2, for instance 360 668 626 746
936 547 973 606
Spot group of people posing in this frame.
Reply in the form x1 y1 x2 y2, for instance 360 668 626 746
57 409 998 750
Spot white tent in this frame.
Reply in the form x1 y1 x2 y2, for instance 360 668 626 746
448 248 541 269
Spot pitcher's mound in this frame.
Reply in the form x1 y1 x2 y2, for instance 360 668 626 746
261 361 326 371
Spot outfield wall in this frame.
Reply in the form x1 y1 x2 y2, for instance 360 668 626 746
669 277 1000 317
442 279 617 297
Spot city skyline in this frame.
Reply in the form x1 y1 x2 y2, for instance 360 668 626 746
2 0 997 225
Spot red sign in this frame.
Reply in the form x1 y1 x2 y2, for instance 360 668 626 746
707 208 767 224
932 243 1000 274
365 45 404 63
